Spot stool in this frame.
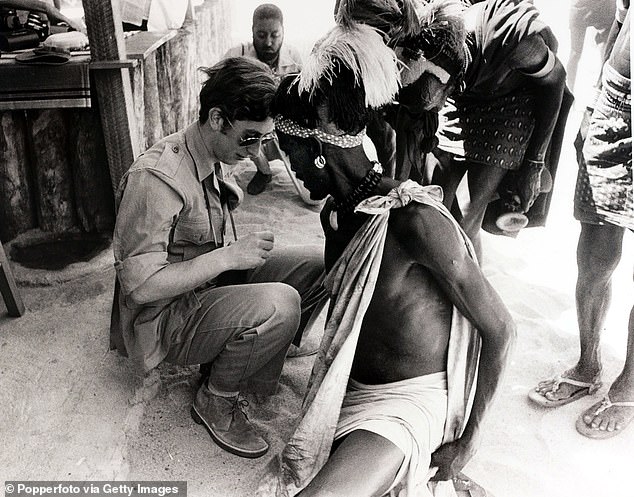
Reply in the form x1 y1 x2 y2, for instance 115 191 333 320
0 241 25 317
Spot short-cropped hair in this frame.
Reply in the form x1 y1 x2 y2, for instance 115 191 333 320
198 57 277 124
253 3 283 24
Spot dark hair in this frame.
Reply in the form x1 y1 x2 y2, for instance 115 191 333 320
399 2 467 80
198 57 277 124
253 3 283 24
272 64 370 134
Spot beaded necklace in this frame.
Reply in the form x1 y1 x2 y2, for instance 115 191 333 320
334 161 383 216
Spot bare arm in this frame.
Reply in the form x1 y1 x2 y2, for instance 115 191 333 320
129 232 274 304
596 0 629 85
397 206 516 479
508 35 567 211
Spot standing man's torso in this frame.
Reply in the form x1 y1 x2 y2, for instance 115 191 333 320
224 42 302 78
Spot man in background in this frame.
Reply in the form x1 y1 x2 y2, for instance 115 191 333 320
224 3 302 195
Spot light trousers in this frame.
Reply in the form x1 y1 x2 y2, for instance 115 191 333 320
164 245 325 394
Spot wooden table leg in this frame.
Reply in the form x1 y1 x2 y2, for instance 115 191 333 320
0 241 25 317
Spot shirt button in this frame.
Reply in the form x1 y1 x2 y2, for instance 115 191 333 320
172 145 180 153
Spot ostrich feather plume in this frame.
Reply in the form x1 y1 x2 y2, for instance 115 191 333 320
297 23 401 109
336 0 421 43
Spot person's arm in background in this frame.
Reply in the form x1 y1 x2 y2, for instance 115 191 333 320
0 0 84 32
575 1 628 167
507 34 567 212
593 0 629 89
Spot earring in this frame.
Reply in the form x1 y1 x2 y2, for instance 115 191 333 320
314 155 326 169
313 137 326 169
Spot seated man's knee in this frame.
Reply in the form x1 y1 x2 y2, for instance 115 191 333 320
266 282 301 329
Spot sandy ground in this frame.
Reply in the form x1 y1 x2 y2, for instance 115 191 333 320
1 1 633 496
1 144 632 496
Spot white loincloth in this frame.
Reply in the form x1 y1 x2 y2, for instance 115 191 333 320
336 373 448 496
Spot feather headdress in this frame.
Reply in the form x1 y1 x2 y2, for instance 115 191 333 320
297 23 401 109
335 0 421 44
336 0 468 85
402 0 468 61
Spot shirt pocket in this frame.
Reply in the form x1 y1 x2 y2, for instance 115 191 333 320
173 216 212 244
172 216 219 261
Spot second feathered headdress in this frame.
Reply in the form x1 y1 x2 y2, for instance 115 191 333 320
336 0 469 86
296 22 401 109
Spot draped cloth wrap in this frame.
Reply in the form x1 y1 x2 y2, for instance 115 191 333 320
256 180 482 497
462 0 558 96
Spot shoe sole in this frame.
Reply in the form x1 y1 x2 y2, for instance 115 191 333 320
191 406 268 458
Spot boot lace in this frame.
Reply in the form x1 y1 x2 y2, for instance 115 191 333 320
232 398 250 420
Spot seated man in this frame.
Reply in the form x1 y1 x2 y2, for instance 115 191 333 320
223 3 302 195
257 23 516 497
110 57 325 459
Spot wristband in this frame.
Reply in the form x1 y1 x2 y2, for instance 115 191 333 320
521 49 555 79
526 159 545 170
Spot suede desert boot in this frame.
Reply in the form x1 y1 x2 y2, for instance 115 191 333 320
191 383 269 458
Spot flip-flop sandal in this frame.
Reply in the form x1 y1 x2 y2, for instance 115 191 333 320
452 472 495 497
576 395 634 439
528 373 602 408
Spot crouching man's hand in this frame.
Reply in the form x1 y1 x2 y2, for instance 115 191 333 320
429 438 478 482
517 159 545 213
223 231 274 270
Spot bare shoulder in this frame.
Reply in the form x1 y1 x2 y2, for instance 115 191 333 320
389 203 471 267
390 203 458 240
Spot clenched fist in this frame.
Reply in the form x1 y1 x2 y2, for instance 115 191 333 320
224 231 274 270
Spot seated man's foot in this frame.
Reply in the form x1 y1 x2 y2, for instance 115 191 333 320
528 367 602 408
576 386 634 439
247 171 273 195
191 384 269 458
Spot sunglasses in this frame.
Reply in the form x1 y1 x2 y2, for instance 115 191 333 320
226 118 277 148
238 131 277 148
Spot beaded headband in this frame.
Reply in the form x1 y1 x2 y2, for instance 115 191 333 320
274 116 366 148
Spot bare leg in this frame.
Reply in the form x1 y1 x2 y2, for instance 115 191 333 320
463 163 508 259
580 265 634 435
430 152 468 212
576 223 623 371
611 302 634 401
566 20 586 92
252 152 272 175
297 430 405 497
534 223 623 402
